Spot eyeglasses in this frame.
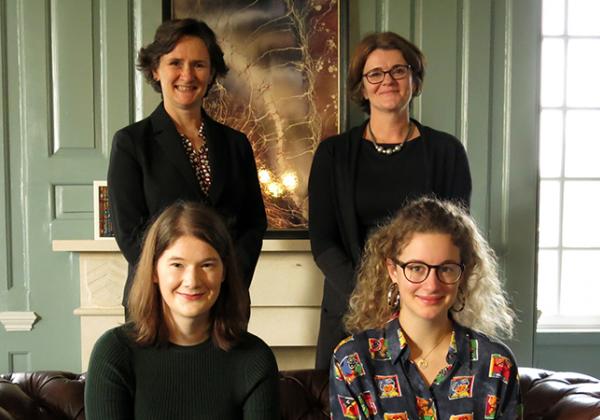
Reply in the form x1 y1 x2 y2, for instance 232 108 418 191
392 259 464 284
363 64 412 84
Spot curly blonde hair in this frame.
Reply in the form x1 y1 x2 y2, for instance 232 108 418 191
344 197 515 340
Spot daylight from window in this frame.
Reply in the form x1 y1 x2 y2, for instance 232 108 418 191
537 0 600 330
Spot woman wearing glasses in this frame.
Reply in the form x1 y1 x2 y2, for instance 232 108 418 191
330 197 521 419
309 32 472 369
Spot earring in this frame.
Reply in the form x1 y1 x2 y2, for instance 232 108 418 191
387 282 400 309
451 287 466 312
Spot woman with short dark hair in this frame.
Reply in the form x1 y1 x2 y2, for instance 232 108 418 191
85 201 279 419
309 32 472 369
108 19 266 313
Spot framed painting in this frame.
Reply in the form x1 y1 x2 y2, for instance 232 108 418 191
167 0 347 238
93 180 114 240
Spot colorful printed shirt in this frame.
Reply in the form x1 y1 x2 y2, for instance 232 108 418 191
330 316 522 419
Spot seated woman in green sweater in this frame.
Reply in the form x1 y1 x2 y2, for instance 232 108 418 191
85 201 279 420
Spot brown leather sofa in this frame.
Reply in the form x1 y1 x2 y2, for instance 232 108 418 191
1 368 599 419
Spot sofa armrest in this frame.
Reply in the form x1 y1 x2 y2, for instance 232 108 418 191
0 371 85 420
519 367 600 419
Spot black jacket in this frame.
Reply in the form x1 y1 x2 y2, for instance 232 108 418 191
108 103 266 304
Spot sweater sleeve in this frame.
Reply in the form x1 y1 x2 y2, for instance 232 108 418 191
107 129 149 266
240 335 280 420
308 139 357 313
85 328 135 420
446 138 472 208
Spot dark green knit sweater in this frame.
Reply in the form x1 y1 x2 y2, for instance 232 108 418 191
85 325 279 419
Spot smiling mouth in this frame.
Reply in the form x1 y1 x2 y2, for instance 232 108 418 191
175 85 198 92
177 292 205 301
417 295 444 304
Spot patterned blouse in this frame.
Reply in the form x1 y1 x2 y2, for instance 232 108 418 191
180 134 211 196
330 316 522 419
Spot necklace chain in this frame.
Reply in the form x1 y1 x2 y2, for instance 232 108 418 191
179 121 206 151
196 121 206 146
367 121 413 155
414 331 450 369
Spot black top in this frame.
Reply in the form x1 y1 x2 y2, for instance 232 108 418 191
356 136 427 239
308 119 471 316
107 103 267 304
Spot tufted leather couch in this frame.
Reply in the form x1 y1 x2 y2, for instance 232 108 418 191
1 368 599 419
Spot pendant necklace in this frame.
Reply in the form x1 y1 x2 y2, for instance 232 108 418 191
414 331 450 369
367 120 413 155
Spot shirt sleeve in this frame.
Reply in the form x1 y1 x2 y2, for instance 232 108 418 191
496 353 523 420
329 351 369 419
84 329 135 420
107 129 149 266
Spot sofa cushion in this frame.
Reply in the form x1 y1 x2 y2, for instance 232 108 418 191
1 367 600 419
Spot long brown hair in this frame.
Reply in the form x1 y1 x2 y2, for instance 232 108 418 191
127 201 249 350
345 197 516 340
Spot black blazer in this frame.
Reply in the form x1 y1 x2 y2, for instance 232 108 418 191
108 103 267 305
308 119 472 316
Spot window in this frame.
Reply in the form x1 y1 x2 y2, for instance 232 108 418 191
537 0 600 330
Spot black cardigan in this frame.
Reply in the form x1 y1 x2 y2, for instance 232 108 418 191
108 103 266 304
308 119 472 316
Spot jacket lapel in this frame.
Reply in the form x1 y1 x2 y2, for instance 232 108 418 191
151 103 203 197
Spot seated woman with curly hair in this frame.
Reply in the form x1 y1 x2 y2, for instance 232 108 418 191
85 201 279 420
330 197 522 419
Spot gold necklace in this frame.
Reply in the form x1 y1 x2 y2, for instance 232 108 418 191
414 331 450 369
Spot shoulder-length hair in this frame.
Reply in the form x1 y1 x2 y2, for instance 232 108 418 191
137 18 229 94
127 201 249 350
344 197 516 340
348 31 426 114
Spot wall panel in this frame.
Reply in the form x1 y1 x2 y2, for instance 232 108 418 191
0 0 139 373
53 184 93 220
0 0 11 292
8 352 31 373
50 0 95 153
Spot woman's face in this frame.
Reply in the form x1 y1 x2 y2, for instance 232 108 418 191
386 232 462 325
362 48 414 115
154 234 224 331
152 35 213 113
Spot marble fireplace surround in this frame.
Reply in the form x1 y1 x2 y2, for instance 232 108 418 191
52 239 322 371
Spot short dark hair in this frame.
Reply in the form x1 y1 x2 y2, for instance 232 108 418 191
137 18 229 94
128 201 249 351
347 32 426 113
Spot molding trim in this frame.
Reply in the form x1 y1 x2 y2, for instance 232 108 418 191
0 311 38 331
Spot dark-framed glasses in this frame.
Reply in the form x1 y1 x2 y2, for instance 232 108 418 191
363 64 412 84
392 259 464 284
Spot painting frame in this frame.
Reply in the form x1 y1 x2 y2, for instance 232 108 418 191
93 180 114 240
165 0 349 239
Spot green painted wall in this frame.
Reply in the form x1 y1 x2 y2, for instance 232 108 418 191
0 0 597 377
0 0 161 373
